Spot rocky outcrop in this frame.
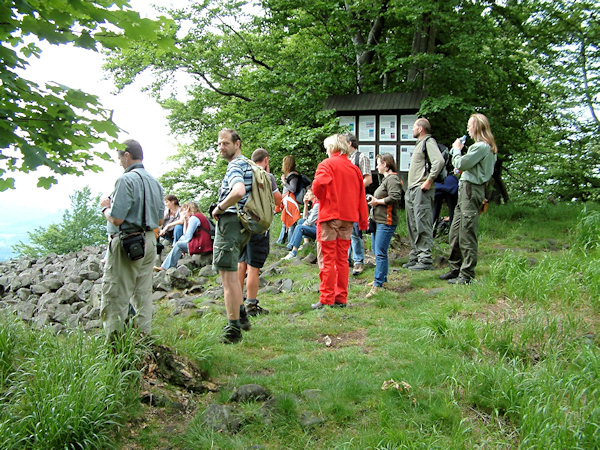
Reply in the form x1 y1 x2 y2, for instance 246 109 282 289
0 245 214 333
0 244 309 333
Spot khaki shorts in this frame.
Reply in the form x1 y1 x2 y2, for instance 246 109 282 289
212 213 251 271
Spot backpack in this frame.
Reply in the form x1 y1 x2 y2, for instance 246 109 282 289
200 216 216 241
188 213 214 255
237 160 276 234
294 173 312 204
423 136 449 183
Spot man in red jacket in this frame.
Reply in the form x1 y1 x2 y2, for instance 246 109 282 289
311 134 369 309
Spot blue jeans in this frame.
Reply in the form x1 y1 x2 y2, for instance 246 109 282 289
349 222 364 264
162 239 188 269
372 223 397 287
288 219 317 249
173 224 183 244
277 222 296 244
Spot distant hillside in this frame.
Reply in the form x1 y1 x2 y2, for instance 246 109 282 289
0 210 64 261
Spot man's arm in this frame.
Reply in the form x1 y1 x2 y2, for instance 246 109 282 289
212 181 245 220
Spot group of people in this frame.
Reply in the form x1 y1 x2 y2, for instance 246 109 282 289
98 113 497 345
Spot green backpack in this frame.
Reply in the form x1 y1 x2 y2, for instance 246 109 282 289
237 160 275 234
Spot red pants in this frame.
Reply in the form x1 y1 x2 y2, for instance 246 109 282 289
317 220 353 305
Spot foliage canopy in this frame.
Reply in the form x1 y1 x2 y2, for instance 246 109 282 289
105 0 599 204
0 0 174 191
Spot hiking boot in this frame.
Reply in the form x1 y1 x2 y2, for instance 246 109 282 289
352 263 364 276
409 262 434 271
439 270 459 280
402 261 417 269
246 302 269 316
311 301 326 310
221 324 242 344
239 306 251 331
448 276 472 285
366 286 379 298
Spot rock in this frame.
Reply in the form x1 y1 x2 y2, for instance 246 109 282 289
278 279 294 293
299 411 324 428
56 286 78 304
152 291 167 302
230 384 271 402
198 265 217 277
15 301 36 321
301 389 323 400
200 404 242 433
168 270 193 290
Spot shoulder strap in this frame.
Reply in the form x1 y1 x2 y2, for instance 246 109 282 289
120 169 147 232
354 150 360 166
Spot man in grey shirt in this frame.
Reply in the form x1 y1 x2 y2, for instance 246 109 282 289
404 118 444 271
100 139 164 340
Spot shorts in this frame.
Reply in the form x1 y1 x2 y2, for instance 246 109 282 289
239 231 270 268
212 213 251 272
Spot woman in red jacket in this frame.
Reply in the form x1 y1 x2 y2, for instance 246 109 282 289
311 134 369 309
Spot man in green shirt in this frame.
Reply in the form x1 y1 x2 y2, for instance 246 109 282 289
404 118 445 271
100 139 164 340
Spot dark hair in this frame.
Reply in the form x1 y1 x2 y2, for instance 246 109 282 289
345 133 358 150
164 194 179 206
252 148 269 163
122 139 143 160
377 153 397 173
219 128 241 146
415 118 431 134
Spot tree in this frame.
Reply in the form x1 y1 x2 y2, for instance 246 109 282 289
12 186 107 257
507 0 600 202
105 1 569 204
0 0 174 191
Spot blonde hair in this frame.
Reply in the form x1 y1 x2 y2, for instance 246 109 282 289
181 202 200 215
469 113 497 154
282 155 296 175
323 133 350 155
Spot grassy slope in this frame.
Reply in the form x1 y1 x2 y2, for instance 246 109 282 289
2 202 598 448
134 202 600 448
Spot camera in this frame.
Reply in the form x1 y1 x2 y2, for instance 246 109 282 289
366 194 373 202
459 135 467 145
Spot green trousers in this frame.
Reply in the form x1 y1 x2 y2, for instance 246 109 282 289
101 231 156 337
448 182 484 280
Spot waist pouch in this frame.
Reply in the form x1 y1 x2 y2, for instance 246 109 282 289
120 231 145 261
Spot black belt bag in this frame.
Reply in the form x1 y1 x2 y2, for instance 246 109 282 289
120 231 146 261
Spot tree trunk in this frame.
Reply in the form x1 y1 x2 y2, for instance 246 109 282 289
407 15 437 87
491 158 509 204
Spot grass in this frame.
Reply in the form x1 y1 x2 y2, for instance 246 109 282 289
1 202 600 448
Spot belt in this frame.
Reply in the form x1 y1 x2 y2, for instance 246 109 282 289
109 229 152 240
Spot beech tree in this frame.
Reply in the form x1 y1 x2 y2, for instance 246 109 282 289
0 0 173 191
106 0 592 203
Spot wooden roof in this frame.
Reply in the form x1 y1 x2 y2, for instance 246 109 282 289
324 91 426 112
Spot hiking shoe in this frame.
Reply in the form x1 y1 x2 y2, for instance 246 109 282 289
366 286 379 298
439 270 459 280
239 312 251 331
282 252 296 261
448 276 472 285
409 262 434 271
311 301 326 310
352 263 364 276
402 261 417 269
221 324 242 344
246 303 269 316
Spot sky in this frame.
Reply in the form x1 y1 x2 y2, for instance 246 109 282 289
0 1 185 260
